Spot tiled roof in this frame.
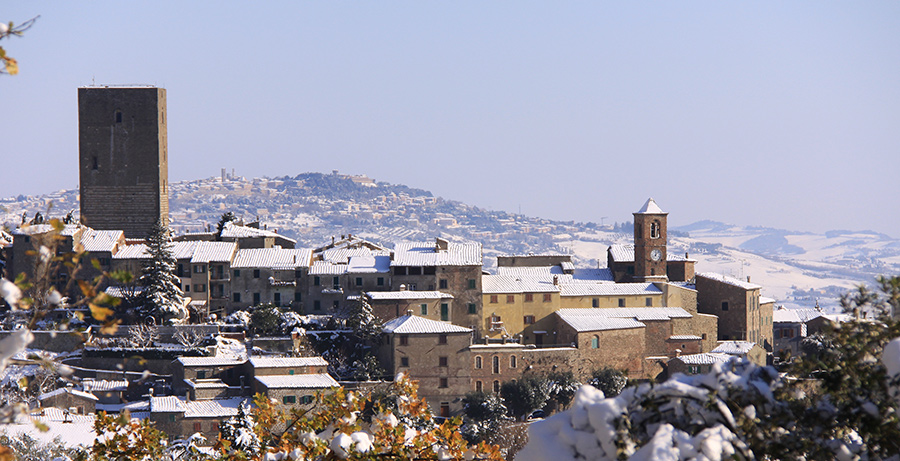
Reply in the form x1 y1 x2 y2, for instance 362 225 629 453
172 241 202 260
392 241 482 266
482 275 559 294
556 307 691 321
309 261 348 275
322 247 389 264
672 353 733 366
773 307 823 323
555 312 646 333
150 395 186 413
177 356 245 367
185 379 228 389
80 229 123 253
712 341 757 355
39 387 99 401
365 291 453 300
184 397 249 418
249 356 328 368
232 248 312 269
111 243 149 260
495 266 614 282
221 222 296 244
348 255 391 273
696 272 762 290
191 241 237 263
607 245 695 263
558 283 663 297
81 379 128 392
255 373 339 389
382 315 472 334
669 335 702 340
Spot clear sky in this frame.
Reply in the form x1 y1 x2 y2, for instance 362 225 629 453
2 2 899 236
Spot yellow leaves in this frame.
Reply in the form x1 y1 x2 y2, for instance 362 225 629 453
89 303 114 321
99 319 121 335
0 444 14 461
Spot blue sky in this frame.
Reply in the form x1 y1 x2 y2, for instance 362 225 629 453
2 2 899 236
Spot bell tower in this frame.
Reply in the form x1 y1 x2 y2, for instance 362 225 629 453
633 198 668 282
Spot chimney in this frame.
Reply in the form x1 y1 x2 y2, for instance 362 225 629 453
406 309 413 316
747 276 751 283
553 275 559 286
685 252 689 259
348 233 352 239
436 237 449 252
399 284 407 291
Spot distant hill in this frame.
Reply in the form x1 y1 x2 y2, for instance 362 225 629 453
2 171 899 312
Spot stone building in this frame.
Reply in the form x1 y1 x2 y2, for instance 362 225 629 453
365 290 455 323
78 86 169 238
229 248 312 311
38 386 98 415
667 353 733 375
695 272 773 351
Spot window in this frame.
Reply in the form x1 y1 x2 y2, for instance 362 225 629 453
525 293 534 302
439 279 448 289
195 265 206 274
439 356 448 367
185 285 191 292
288 369 295 375
197 371 207 379
253 293 260 304
333 276 340 288
194 422 202 432
468 303 477 314
409 267 421 275
475 380 483 392
295 292 302 302
234 269 240 277
475 356 482 369
651 221 661 239
194 284 206 292
314 276 320 286
400 335 409 346
283 395 296 404
440 303 449 321
592 298 599 308
510 355 517 368
688 366 700 374
233 293 241 302
468 279 477 289
440 403 450 417
421 304 428 315
701 333 707 340
377 277 385 286
169 415 176 422
591 336 599 349
543 293 552 302
177 264 184 277
355 277 363 287
490 295 498 304
438 334 447 345
300 395 314 404
253 269 260 278
722 301 729 311
211 422 219 431
618 298 625 307
401 357 409 367
407 283 417 290
92 155 99 170
492 356 500 374
333 300 339 310
115 110 122 123
313 300 321 311
439 378 448 388
493 380 500 393
394 267 407 276
274 293 281 306
506 295 514 304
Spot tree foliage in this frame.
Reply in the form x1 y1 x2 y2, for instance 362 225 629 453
138 219 185 325
588 367 627 398
0 17 37 75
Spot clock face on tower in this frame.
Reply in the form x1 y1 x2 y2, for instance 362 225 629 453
650 249 662 261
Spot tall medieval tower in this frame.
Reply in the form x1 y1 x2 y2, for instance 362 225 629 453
78 86 169 238
633 198 668 282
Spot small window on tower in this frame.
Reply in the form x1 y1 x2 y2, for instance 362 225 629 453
92 156 98 171
115 111 122 123
651 221 661 239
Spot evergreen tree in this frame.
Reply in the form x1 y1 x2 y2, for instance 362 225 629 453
215 211 236 240
218 401 261 456
138 219 185 324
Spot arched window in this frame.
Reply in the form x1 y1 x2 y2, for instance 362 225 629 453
115 110 122 123
475 380 483 392
475 356 482 369
651 221 661 239
492 356 500 374
493 380 500 393
591 335 599 349
510 355 517 368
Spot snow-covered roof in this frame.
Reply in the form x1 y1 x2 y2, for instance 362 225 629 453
255 373 339 389
669 335 702 340
150 395 186 413
185 379 228 389
79 229 123 253
555 312 646 333
249 356 328 368
392 241 482 266
364 291 454 300
711 341 757 355
635 198 666 214
556 307 692 321
671 352 734 366
607 244 696 263
696 272 762 290
495 266 615 283
760 296 776 305
348 255 391 273
773 307 824 324
482 275 560 294
232 248 312 269
111 243 149 259
184 397 249 418
321 247 389 264
190 241 237 263
13 224 83 237
558 282 663 297
177 356 245 367
309 261 347 275
81 379 128 393
220 222 296 244
382 315 472 334
39 387 99 401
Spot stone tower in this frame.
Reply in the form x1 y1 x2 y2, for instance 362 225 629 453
78 86 169 238
633 198 668 282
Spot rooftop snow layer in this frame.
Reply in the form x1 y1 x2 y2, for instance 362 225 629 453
392 241 482 266
382 315 472 334
696 272 762 290
364 291 454 300
255 373 339 389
